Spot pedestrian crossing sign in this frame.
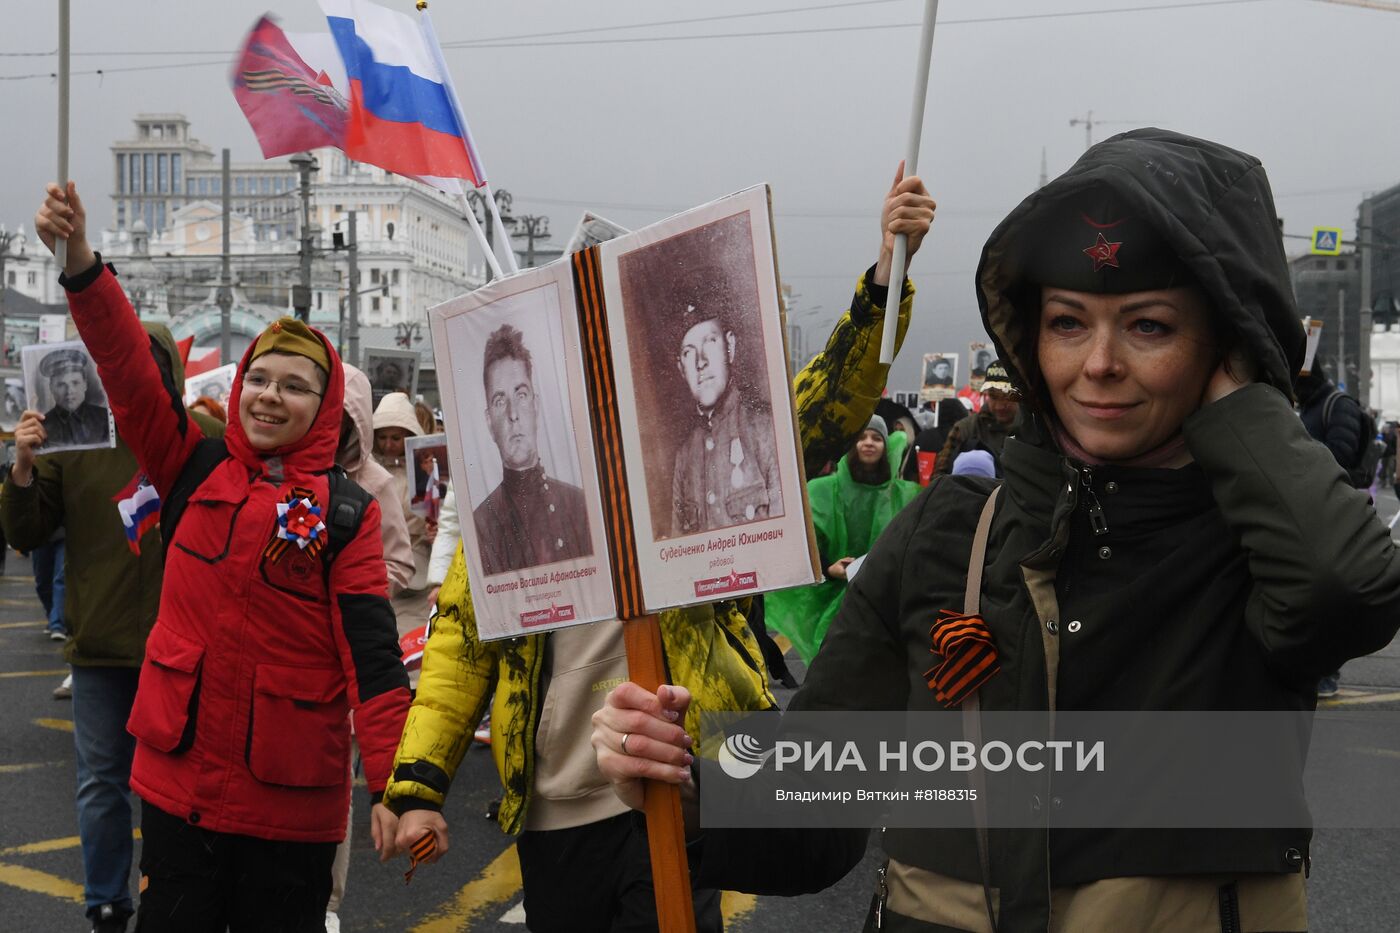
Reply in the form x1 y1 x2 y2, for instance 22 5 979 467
1311 227 1343 256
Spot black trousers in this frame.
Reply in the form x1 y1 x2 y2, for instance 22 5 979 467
134 801 337 933
517 812 722 933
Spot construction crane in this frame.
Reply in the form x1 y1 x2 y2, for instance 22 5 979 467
1069 111 1151 150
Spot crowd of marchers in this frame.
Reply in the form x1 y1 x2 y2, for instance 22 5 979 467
7 128 1400 933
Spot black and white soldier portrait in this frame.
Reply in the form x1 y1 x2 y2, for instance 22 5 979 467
923 353 954 388
22 342 114 453
471 323 592 574
362 347 419 409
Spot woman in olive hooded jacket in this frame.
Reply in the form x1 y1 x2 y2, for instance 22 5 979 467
593 129 1400 932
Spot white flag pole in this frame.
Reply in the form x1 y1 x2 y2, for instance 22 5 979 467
417 3 520 277
879 0 941 364
56 0 71 270
456 190 504 280
483 181 520 275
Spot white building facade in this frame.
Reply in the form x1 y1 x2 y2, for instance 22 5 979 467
99 114 486 360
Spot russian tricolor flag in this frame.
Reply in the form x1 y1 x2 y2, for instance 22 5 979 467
114 474 161 555
320 0 486 187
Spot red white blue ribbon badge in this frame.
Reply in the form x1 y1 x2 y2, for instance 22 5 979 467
277 497 326 549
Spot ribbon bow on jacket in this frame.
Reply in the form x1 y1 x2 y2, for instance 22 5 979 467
924 609 999 708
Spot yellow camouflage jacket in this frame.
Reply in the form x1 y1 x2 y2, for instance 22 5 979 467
384 270 913 834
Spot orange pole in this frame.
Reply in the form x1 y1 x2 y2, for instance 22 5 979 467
623 615 699 933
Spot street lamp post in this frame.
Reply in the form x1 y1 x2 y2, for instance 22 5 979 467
512 215 551 269
464 188 514 282
0 226 25 366
290 152 318 321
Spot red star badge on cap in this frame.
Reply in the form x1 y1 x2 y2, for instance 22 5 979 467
1083 233 1122 272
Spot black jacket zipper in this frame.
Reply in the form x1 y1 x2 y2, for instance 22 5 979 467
1080 467 1109 536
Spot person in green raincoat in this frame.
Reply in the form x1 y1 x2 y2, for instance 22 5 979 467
768 415 922 663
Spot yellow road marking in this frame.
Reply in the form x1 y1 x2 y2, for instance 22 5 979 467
1321 690 1400 707
33 718 73 733
773 634 792 655
0 830 139 858
722 890 759 925
0 598 41 607
0 621 46 629
0 834 80 857
410 844 522 933
0 761 63 775
0 861 85 903
0 669 68 679
1351 746 1400 760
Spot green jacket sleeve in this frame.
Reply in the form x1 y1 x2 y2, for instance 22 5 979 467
384 544 498 813
793 268 913 478
0 457 65 551
1185 383 1400 679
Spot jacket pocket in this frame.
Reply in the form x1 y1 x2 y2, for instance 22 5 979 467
247 664 349 788
127 625 205 753
172 490 247 564
724 477 773 524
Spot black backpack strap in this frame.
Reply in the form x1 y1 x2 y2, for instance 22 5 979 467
160 437 231 563
1322 390 1342 431
323 465 373 566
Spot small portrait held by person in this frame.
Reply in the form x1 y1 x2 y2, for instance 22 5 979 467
31 347 111 450
592 130 1400 932
35 180 411 933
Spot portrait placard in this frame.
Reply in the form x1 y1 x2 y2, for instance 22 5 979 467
968 341 992 390
362 346 419 408
562 211 630 256
920 352 958 402
404 432 450 519
184 362 238 409
1300 317 1324 376
429 263 616 640
2 377 25 433
21 340 115 454
600 185 819 612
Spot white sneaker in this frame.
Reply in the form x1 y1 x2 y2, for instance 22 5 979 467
324 911 341 933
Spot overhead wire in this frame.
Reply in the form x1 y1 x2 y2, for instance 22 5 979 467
1 0 1284 79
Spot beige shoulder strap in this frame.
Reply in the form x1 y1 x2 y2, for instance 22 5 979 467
963 485 1000 932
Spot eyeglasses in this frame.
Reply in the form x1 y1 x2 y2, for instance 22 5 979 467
243 371 323 400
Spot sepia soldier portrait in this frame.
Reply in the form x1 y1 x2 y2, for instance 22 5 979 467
668 298 783 537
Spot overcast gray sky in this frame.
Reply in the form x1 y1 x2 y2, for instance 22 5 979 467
2 0 1396 391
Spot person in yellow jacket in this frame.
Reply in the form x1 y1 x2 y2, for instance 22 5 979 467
384 168 936 932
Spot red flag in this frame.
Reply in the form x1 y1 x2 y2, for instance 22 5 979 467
232 15 347 159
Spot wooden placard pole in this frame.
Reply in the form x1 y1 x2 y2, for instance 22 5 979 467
623 615 699 933
878 0 942 364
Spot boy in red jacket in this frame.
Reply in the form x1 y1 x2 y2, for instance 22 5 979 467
36 183 410 933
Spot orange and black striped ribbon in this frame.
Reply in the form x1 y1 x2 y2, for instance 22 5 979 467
924 609 1000 709
262 485 326 563
403 830 437 885
572 247 645 620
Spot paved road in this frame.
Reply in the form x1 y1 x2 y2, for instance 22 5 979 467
3 519 1399 932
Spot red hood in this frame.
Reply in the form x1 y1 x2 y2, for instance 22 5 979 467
225 324 345 478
